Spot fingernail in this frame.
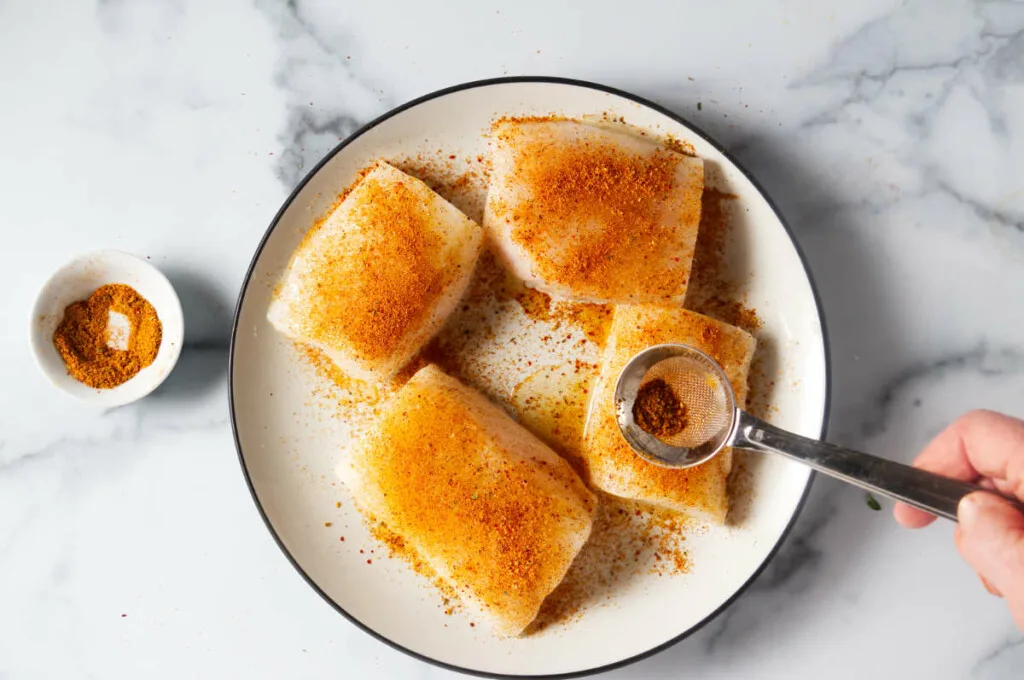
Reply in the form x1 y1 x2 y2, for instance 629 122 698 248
980 575 1003 598
959 493 981 529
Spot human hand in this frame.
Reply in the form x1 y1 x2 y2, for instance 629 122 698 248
893 410 1024 629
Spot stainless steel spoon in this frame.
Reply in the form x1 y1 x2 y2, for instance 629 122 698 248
614 343 1024 522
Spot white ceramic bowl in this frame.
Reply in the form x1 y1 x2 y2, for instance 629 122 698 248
30 250 184 407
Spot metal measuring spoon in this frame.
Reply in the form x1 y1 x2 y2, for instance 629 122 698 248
614 343 1024 522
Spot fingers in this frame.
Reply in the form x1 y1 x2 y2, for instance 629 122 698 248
893 502 937 529
913 411 1024 496
896 412 1024 629
979 575 1002 597
957 492 1024 628
894 411 1024 529
895 474 1018 527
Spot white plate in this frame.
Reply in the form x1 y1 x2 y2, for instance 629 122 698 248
230 78 829 678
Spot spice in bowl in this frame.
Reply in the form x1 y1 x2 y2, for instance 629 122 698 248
52 283 162 389
632 378 688 440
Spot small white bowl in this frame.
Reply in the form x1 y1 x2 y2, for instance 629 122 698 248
30 250 185 406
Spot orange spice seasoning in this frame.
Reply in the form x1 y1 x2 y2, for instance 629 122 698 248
52 283 162 389
632 378 688 439
295 174 449 363
509 141 683 298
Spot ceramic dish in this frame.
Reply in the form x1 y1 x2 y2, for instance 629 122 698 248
230 77 829 678
31 250 184 407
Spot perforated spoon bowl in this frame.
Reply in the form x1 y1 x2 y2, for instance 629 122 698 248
615 343 1024 522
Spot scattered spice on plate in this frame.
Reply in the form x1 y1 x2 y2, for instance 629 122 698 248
392 150 491 224
633 378 688 440
529 495 691 633
866 493 882 511
52 283 162 389
686 188 761 333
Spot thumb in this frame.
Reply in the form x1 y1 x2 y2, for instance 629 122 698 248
958 492 1024 621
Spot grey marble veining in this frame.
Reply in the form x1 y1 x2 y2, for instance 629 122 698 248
1 0 1022 678
257 0 388 186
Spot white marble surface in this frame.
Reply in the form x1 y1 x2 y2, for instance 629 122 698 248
2 0 1023 677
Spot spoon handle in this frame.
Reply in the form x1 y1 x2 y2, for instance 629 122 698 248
732 411 1024 522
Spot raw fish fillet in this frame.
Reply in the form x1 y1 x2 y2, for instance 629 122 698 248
268 162 483 382
338 365 597 636
484 120 704 305
582 306 755 524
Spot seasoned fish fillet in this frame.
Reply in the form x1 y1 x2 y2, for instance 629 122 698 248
268 162 483 382
337 365 597 636
582 306 756 524
483 119 704 305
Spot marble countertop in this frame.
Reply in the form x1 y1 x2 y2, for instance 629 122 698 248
2 1 1023 678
